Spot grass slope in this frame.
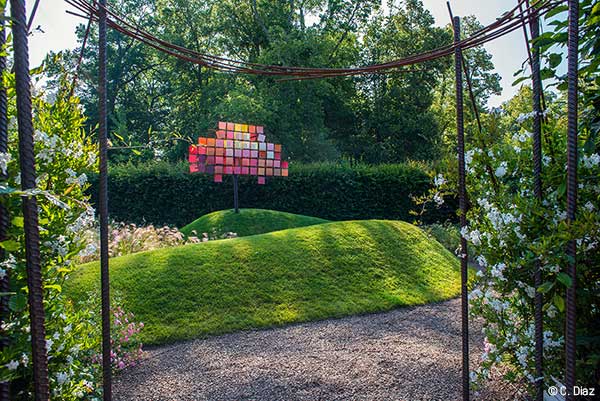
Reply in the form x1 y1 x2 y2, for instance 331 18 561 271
66 220 460 345
180 208 329 237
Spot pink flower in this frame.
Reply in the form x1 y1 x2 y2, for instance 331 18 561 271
118 360 125 370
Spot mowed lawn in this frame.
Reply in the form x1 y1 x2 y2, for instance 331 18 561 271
180 208 329 238
65 220 461 345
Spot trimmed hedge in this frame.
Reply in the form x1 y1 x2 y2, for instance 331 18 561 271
87 161 455 227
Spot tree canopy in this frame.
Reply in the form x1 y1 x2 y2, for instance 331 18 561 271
47 0 500 164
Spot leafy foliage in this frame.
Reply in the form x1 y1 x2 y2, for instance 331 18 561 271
0 69 103 398
85 161 454 227
45 0 499 164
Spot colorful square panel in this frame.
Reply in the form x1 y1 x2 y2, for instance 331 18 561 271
189 122 288 185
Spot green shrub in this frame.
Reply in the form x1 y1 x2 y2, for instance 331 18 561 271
87 161 455 227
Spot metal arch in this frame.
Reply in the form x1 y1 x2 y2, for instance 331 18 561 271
10 0 50 399
453 16 470 401
98 0 113 400
528 4 545 400
565 0 579 399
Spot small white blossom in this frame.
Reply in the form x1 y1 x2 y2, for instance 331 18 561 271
6 360 19 370
433 174 446 187
581 153 600 168
495 162 507 178
0 152 11 175
56 372 68 385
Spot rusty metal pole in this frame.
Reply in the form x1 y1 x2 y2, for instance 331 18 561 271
565 0 579 399
10 0 50 399
233 174 239 213
528 5 544 400
98 0 113 400
454 16 469 401
0 11 10 401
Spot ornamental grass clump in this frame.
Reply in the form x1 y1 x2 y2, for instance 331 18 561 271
77 223 237 264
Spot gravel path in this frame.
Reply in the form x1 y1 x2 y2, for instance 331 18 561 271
115 299 524 401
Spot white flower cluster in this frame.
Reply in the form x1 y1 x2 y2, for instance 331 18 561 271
433 174 445 187
460 226 482 246
68 207 95 234
34 130 64 164
495 161 508 178
581 153 600 168
0 254 16 280
0 152 11 175
65 168 88 186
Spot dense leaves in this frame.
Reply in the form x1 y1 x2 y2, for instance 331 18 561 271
85 161 455 227
45 0 501 164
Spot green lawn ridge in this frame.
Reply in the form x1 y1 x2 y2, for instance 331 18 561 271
65 220 461 345
180 208 329 238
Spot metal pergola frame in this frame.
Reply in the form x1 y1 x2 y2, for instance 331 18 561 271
0 1 580 400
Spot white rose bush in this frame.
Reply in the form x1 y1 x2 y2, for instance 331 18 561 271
0 70 143 398
428 98 600 391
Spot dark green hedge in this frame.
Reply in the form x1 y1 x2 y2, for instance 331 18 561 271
87 161 455 227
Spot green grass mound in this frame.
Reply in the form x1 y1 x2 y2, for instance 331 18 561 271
180 208 329 237
65 220 460 345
